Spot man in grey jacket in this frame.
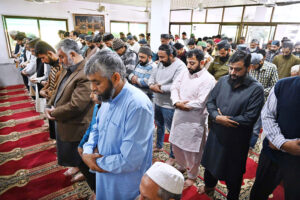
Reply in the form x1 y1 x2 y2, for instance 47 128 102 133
148 44 186 165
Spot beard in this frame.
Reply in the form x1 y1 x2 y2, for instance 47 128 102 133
161 57 172 67
97 79 115 102
283 53 291 59
228 73 247 88
220 54 229 63
188 64 202 75
139 60 149 66
81 41 86 46
47 56 58 66
62 56 75 69
207 48 212 55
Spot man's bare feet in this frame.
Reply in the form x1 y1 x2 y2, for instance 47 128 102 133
184 178 196 189
71 172 85 182
64 167 79 176
197 185 215 196
165 158 176 166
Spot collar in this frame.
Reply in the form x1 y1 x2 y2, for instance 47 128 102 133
189 67 206 78
110 81 128 104
69 60 83 73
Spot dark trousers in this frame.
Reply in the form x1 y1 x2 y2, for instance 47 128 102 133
48 120 56 140
250 151 300 200
204 169 243 200
78 161 96 192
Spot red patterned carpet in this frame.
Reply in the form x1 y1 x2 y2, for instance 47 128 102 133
0 84 284 200
0 85 92 200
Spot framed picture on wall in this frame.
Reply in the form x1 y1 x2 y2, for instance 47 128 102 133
73 14 105 34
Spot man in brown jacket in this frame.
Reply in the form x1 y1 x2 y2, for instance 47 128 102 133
45 39 95 191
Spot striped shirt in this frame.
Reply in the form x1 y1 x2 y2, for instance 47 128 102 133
128 61 157 88
49 64 62 92
261 88 299 150
249 61 278 101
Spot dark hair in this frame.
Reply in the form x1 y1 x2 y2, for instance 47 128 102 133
257 49 266 57
15 32 26 41
182 32 186 35
217 40 230 51
35 40 56 56
58 30 65 35
103 33 114 42
186 48 204 62
79 34 87 40
187 39 196 46
64 32 70 37
282 41 294 50
72 31 79 37
92 34 102 43
203 36 208 41
228 50 251 68
161 34 170 39
158 44 177 57
139 33 145 37
28 38 40 49
157 188 181 200
173 42 184 50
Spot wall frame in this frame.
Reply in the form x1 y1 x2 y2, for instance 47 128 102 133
73 14 105 34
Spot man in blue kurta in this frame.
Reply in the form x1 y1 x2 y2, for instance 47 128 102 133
82 49 154 200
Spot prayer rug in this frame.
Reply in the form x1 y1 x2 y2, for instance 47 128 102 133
0 85 92 200
153 132 285 200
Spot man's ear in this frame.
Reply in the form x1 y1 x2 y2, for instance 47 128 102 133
111 72 121 85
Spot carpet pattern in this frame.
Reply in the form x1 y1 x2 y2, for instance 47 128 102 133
0 85 92 200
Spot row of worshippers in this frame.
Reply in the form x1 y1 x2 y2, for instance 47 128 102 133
9 28 300 198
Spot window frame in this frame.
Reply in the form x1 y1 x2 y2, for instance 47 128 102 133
2 15 68 58
110 20 148 38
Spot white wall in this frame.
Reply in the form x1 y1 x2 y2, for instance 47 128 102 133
0 0 149 64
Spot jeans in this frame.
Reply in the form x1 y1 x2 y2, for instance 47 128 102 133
250 116 262 148
154 104 175 158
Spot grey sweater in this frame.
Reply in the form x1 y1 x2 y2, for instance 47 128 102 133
149 58 186 109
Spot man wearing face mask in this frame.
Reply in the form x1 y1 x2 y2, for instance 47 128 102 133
148 44 185 166
208 40 231 80
265 40 281 63
293 41 300 58
199 50 264 200
82 49 154 200
248 52 279 149
128 46 157 99
169 49 215 188
45 39 94 190
273 41 300 79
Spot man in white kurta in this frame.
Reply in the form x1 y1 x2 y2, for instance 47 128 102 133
169 49 216 187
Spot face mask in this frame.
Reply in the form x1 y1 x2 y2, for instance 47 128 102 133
97 79 115 102
250 47 257 52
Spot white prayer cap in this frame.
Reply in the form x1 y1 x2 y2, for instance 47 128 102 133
145 162 184 195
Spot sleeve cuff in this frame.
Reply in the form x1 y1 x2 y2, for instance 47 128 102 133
210 111 219 121
272 134 287 150
83 147 94 154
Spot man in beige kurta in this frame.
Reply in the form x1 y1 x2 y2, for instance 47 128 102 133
169 49 216 187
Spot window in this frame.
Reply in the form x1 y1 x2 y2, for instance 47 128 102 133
110 21 147 38
192 10 206 22
245 26 275 46
180 25 192 38
206 8 223 22
221 25 239 41
170 10 192 22
192 24 219 38
275 25 300 43
223 7 243 22
272 4 300 23
170 24 180 36
243 6 272 22
3 16 67 57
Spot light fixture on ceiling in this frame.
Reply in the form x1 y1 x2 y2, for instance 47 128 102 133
24 0 59 3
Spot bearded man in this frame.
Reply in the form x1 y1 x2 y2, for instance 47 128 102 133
199 50 264 200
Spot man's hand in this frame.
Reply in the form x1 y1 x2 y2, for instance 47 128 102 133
281 140 300 156
215 115 239 128
40 90 48 98
149 84 163 93
30 78 38 84
82 153 107 172
175 101 191 111
41 81 47 86
269 141 279 150
21 70 28 76
78 147 83 157
45 106 55 120
131 75 138 84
